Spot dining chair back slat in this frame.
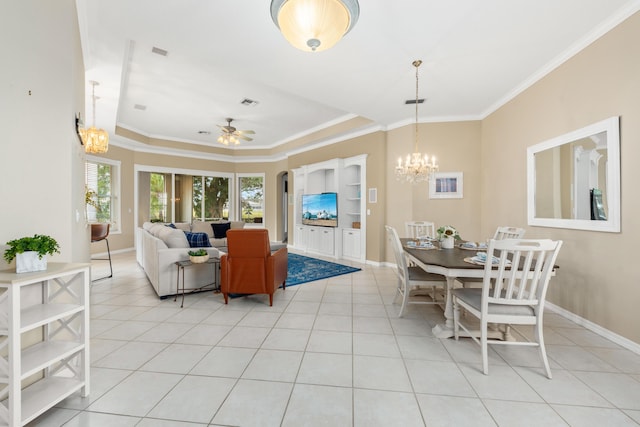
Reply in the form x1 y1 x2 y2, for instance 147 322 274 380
386 225 447 317
405 221 436 239
452 238 563 378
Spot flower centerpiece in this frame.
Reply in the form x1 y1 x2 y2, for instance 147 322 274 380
437 225 461 249
188 248 209 264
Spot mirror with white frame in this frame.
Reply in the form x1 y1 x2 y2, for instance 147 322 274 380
527 116 620 232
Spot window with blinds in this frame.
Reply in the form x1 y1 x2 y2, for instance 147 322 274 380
86 157 120 232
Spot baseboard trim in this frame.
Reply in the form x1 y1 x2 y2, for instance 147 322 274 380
91 246 135 258
546 301 640 355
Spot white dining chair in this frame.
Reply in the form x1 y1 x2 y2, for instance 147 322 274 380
452 238 563 378
386 225 447 318
405 221 436 239
458 226 526 288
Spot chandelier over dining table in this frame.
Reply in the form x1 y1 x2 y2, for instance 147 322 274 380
395 60 438 184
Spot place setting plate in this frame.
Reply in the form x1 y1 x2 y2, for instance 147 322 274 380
404 240 437 250
458 241 488 251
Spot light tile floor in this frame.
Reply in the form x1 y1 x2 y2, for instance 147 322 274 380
28 251 640 426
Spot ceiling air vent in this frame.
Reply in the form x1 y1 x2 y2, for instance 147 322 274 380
240 98 259 107
405 99 425 105
151 46 168 56
134 104 147 111
198 131 211 135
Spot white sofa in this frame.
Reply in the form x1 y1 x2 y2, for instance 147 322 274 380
136 222 222 298
190 220 245 250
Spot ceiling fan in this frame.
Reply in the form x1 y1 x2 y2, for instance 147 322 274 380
217 118 255 145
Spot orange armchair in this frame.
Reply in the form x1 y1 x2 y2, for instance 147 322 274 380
221 229 288 306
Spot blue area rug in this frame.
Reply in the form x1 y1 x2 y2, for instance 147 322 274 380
286 253 361 287
229 254 360 298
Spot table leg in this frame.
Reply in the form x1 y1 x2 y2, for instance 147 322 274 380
432 277 456 338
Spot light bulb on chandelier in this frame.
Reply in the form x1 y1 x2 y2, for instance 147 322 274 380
394 60 438 184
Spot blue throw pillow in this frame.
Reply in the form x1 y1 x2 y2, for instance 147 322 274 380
211 222 231 239
184 231 212 248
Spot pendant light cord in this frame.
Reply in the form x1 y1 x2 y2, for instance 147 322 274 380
413 60 422 153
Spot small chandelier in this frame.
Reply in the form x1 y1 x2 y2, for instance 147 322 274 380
80 81 109 154
395 60 438 184
270 0 359 52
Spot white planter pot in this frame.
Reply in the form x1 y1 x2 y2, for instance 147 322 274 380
440 236 455 249
16 251 48 273
189 254 209 264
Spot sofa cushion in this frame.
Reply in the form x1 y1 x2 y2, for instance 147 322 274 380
191 220 214 237
211 222 231 238
148 223 166 237
184 231 212 248
156 226 190 248
173 222 191 232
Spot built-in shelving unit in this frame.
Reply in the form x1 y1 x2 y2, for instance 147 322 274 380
292 155 367 262
0 263 90 427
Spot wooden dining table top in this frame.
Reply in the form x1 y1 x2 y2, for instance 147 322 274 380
401 238 559 272
401 238 483 270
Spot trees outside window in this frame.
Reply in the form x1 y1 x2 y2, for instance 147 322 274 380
86 157 120 231
193 176 231 220
239 174 264 224
150 173 167 222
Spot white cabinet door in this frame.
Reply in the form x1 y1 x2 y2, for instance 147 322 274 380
342 229 361 259
294 225 307 250
318 228 335 255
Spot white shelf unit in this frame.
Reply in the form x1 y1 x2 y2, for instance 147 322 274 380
292 154 366 262
0 263 90 427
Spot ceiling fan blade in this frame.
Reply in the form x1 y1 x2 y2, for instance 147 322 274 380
238 135 253 141
238 129 255 135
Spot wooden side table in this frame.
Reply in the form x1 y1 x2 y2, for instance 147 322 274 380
174 257 220 307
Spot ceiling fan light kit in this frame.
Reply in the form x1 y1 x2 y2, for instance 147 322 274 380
217 118 255 146
270 0 359 52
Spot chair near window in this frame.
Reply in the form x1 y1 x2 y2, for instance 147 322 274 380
452 238 563 378
386 225 447 318
90 223 113 281
405 221 436 239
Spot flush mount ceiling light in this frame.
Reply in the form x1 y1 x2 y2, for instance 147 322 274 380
270 0 359 52
80 81 109 154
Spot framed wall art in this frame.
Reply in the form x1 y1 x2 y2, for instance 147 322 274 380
429 172 463 199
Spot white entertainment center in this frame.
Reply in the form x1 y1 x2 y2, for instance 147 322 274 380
292 155 367 262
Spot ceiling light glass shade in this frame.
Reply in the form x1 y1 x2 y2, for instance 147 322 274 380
270 0 359 52
81 80 109 154
217 134 239 146
82 127 109 154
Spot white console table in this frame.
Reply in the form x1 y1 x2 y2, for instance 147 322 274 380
0 263 90 426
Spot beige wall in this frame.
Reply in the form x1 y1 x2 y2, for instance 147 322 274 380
481 12 640 343
5 3 638 345
385 121 482 262
1 0 88 267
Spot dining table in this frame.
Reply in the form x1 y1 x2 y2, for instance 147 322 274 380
401 238 557 339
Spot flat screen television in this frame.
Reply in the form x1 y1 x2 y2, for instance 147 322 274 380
302 192 338 227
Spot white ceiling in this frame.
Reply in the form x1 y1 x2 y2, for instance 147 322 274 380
77 0 640 152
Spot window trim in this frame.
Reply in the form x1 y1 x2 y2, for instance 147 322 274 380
237 173 265 228
134 164 235 225
86 155 121 234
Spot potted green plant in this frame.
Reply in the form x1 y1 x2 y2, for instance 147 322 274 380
4 234 60 273
188 248 209 264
